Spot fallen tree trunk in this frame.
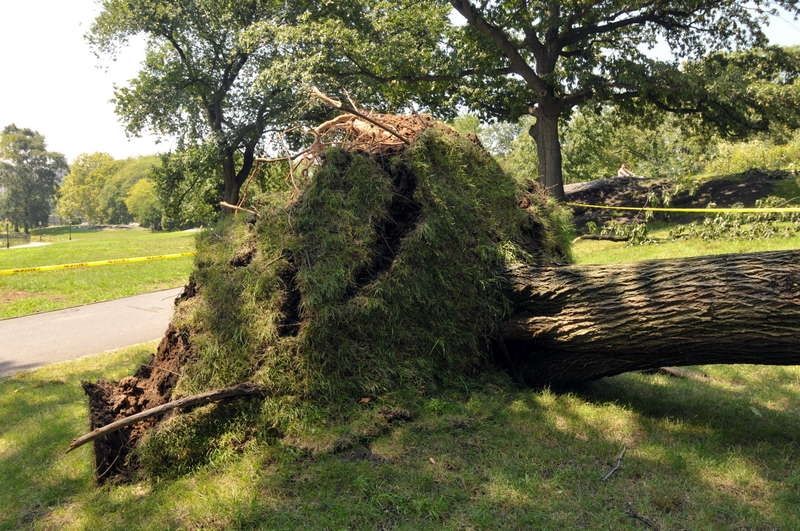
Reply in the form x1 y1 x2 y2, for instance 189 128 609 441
502 249 800 385
76 112 800 483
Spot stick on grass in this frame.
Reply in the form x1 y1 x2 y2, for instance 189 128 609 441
67 383 265 453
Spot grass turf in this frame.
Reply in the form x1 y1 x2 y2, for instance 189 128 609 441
2 344 800 529
0 228 195 318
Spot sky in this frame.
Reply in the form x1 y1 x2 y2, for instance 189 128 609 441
0 0 165 163
1 2 800 164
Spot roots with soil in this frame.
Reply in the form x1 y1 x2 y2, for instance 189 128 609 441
78 112 570 482
77 110 800 484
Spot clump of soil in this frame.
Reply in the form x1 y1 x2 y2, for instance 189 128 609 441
80 114 571 483
567 169 793 230
82 324 193 482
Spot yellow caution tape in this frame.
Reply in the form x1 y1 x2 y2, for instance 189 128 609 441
0 251 196 276
566 202 800 214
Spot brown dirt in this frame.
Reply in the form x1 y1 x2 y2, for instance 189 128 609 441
82 324 194 483
0 290 36 304
566 169 793 231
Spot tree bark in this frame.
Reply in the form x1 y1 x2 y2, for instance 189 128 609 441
531 106 565 200
501 250 800 385
222 152 241 205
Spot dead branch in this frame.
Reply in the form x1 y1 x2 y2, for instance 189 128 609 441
67 383 265 453
601 445 627 481
220 201 258 216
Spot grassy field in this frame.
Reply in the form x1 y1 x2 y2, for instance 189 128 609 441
573 225 800 264
3 343 800 529
0 227 195 318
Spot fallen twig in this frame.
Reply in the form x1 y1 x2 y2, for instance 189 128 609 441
624 502 659 529
656 366 709 381
67 383 265 453
602 445 627 481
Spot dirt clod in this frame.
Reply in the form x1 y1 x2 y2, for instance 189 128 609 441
83 325 193 482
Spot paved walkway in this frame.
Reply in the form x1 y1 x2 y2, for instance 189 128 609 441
0 287 183 377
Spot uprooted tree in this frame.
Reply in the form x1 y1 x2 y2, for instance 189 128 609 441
71 112 800 482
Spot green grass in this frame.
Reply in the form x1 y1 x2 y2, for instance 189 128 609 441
0 228 195 318
573 228 800 265
3 345 800 529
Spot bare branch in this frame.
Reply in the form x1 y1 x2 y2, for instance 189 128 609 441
67 383 265 453
449 0 549 96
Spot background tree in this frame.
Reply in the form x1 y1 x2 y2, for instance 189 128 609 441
57 153 160 224
57 153 117 223
560 108 715 182
0 125 66 232
98 155 162 224
125 178 163 229
89 0 304 204
444 0 800 198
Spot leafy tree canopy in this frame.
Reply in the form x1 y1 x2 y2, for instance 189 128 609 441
0 125 66 232
125 178 163 229
89 0 305 203
286 1 800 198
57 153 160 224
450 1 800 197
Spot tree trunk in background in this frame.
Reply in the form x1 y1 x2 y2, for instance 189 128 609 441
531 107 565 200
222 154 241 205
502 250 800 385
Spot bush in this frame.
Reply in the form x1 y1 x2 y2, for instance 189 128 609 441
703 132 800 176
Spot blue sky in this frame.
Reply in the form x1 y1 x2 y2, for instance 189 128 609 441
1 2 799 162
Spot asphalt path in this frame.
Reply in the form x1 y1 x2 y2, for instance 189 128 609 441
0 287 183 377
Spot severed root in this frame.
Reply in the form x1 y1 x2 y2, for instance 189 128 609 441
68 383 265 453
310 86 437 155
311 86 409 145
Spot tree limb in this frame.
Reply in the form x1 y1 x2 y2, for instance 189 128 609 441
449 0 549 96
67 383 266 453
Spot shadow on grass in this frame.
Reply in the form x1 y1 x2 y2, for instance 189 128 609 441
36 367 800 529
0 347 152 530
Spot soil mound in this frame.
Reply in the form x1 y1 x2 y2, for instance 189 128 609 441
79 115 571 482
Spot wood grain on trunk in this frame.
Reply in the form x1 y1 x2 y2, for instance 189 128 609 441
503 250 800 384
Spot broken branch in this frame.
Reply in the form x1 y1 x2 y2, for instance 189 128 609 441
602 445 627 481
220 201 258 216
67 383 265 453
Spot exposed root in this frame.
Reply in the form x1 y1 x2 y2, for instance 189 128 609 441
314 113 436 156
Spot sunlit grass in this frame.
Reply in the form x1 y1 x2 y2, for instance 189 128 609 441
0 228 195 318
3 349 800 529
573 230 800 265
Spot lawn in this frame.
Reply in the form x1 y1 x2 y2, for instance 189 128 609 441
0 227 195 318
3 344 800 529
573 226 800 264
